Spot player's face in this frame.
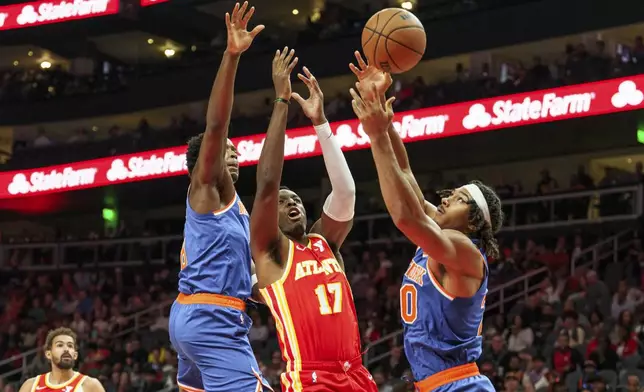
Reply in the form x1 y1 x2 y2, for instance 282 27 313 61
433 187 472 232
225 139 239 183
46 335 77 370
278 189 307 237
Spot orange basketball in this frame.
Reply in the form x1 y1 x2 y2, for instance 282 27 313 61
361 8 426 74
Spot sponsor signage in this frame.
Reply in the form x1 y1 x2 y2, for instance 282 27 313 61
0 0 119 31
0 75 642 199
140 0 169 6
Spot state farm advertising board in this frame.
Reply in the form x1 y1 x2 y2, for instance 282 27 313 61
0 75 642 199
0 0 119 31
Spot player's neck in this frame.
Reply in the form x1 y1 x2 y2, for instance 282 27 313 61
290 233 309 247
48 368 76 384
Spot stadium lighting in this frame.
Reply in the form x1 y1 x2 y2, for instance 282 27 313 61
401 1 413 9
191 45 197 52
40 61 52 69
12 60 19 66
637 129 644 144
292 8 299 15
164 49 176 58
27 51 33 57
147 38 154 44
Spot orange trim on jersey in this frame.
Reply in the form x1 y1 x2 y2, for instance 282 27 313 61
30 376 40 392
176 293 245 311
414 363 480 391
276 240 295 285
425 261 456 301
72 376 88 392
45 372 82 389
177 381 205 392
212 195 237 216
272 282 303 391
260 287 299 392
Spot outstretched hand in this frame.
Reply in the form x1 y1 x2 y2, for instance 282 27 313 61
272 47 299 101
349 51 393 100
350 84 395 137
291 67 327 126
225 1 265 55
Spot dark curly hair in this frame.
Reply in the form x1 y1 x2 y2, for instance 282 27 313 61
438 180 504 259
44 327 77 351
186 133 204 176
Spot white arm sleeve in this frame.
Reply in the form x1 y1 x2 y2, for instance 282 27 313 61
315 122 356 222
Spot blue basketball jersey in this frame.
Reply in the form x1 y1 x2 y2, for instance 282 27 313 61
178 192 252 299
400 246 488 382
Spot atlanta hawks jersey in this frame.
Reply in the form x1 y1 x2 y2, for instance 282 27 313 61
30 372 88 392
259 234 362 378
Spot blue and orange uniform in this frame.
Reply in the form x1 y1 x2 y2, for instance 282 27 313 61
400 245 494 392
169 193 272 392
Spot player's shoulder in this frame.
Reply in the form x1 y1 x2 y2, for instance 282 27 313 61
19 377 38 392
81 376 105 392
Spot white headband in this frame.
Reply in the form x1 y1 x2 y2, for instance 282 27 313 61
463 184 491 226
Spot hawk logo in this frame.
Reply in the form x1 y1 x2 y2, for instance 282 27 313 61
313 240 324 253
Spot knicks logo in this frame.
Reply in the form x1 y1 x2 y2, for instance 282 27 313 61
404 261 426 286
238 201 249 216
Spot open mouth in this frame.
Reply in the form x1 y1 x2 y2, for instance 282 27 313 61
437 205 445 215
288 208 301 220
62 355 73 360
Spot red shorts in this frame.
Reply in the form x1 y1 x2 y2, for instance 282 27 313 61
280 356 378 392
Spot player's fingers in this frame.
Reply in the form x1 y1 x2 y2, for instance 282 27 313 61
231 2 240 22
355 51 368 70
249 24 264 38
237 1 248 23
385 72 393 86
291 92 305 106
273 49 280 64
303 67 321 92
349 88 364 108
302 66 313 79
385 96 396 111
225 12 231 29
288 57 299 73
242 5 254 26
349 63 360 77
284 48 295 66
297 73 312 86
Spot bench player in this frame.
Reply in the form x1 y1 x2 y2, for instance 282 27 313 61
349 52 502 392
168 2 271 391
18 328 105 392
250 49 377 392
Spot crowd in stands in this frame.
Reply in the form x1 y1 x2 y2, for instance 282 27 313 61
0 166 643 391
6 33 644 172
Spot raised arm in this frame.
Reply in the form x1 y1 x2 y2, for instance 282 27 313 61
292 67 356 252
350 86 480 276
193 2 264 185
349 51 429 212
250 48 298 260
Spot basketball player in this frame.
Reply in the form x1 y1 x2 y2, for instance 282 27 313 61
349 52 502 392
249 49 377 392
168 2 272 392
18 328 104 392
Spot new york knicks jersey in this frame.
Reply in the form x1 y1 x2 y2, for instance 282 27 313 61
260 234 362 371
178 192 252 299
401 246 488 382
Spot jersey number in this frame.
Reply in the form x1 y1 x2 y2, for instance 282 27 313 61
400 284 418 324
315 283 343 315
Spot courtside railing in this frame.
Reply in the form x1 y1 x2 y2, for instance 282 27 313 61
1 185 640 269
0 297 174 382
362 230 633 367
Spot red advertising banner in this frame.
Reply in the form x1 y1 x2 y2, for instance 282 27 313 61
140 0 169 6
0 75 642 199
0 0 120 31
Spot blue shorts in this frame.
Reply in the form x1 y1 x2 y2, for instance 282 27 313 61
415 364 494 392
169 297 272 392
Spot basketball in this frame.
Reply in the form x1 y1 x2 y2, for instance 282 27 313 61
361 8 426 74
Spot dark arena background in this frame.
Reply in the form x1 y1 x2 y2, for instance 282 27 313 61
0 0 644 391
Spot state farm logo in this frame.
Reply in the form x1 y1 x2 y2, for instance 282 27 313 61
611 81 643 108
0 12 8 28
462 91 596 130
17 0 111 26
7 167 98 195
106 151 187 182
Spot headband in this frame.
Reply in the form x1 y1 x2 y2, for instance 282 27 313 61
463 184 491 227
